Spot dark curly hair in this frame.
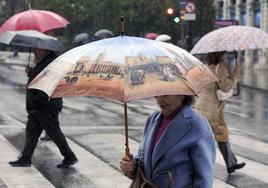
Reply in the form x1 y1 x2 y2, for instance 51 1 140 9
207 51 226 65
183 95 195 105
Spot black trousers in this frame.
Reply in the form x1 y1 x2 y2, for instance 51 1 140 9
218 142 237 168
21 110 72 159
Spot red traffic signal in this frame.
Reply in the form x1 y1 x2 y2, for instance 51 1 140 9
166 7 174 15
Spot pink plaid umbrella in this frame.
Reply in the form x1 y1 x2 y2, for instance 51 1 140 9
191 25 268 54
191 25 268 97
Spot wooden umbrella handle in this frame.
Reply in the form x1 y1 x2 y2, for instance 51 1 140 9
120 16 125 36
124 102 130 156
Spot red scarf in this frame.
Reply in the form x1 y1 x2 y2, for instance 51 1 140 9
153 105 183 147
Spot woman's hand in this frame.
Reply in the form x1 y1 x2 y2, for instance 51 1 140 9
231 65 240 78
120 154 134 179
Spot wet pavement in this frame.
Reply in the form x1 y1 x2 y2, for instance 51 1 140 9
0 51 268 187
240 64 268 93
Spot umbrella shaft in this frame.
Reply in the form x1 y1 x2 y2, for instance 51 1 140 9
124 102 130 156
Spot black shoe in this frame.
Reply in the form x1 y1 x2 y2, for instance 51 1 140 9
57 152 78 168
9 157 31 167
227 162 246 174
40 134 51 141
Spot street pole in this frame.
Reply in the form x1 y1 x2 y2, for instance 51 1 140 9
181 22 185 49
186 21 193 52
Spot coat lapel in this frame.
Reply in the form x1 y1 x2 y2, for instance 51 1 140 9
143 113 161 179
151 105 193 170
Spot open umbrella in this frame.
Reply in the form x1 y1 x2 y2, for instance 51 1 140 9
0 8 69 34
144 33 159 40
191 25 268 54
28 18 216 155
155 34 171 42
0 30 63 51
191 25 268 96
94 29 114 39
73 33 89 46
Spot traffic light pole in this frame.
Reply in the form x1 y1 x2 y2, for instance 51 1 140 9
186 21 193 52
180 22 185 49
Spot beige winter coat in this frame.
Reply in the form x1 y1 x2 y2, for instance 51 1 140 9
194 62 238 142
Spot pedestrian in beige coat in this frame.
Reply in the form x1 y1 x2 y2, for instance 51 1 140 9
195 51 246 174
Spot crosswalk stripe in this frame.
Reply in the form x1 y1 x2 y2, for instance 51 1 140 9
44 138 131 188
213 178 235 188
0 135 54 188
230 134 268 155
88 133 233 188
216 150 268 183
0 112 25 126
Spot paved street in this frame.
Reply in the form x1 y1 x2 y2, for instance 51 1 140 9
0 53 268 187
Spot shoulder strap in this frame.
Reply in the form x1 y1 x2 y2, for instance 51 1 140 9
151 171 173 188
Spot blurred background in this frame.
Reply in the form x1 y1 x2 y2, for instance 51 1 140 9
0 0 215 50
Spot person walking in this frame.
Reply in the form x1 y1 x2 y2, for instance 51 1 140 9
120 95 216 187
25 55 51 141
9 48 78 168
194 51 246 174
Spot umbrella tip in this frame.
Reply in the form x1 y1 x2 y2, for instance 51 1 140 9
120 16 124 36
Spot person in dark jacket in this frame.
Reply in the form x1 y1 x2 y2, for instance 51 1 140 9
25 54 51 141
9 48 78 168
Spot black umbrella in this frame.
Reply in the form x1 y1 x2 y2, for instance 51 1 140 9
0 30 63 51
72 33 89 47
94 29 114 39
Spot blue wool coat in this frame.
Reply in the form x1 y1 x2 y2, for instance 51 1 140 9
135 105 216 188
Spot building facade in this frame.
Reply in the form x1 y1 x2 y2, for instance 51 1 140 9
214 0 268 69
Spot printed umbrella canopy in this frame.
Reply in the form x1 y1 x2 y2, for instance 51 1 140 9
191 25 268 54
0 30 63 51
0 8 69 34
28 34 216 155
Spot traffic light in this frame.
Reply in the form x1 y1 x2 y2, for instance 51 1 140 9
166 7 174 15
173 16 180 23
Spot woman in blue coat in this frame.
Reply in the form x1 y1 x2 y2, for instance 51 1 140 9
120 95 216 188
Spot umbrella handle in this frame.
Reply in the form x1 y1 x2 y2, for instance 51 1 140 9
124 102 130 156
233 51 240 96
27 50 32 66
233 82 240 96
120 16 125 36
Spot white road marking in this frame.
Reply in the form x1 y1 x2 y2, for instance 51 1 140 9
44 138 131 188
0 135 54 188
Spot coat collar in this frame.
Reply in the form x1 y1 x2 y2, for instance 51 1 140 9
151 104 193 172
143 113 160 179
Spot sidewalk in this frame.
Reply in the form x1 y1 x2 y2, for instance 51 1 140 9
0 51 267 93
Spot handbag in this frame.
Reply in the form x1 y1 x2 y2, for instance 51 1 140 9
215 64 234 101
129 160 173 188
130 160 158 188
216 88 234 101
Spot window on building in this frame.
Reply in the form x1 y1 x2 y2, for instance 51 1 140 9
229 0 236 19
217 1 224 19
253 1 260 27
240 1 246 25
